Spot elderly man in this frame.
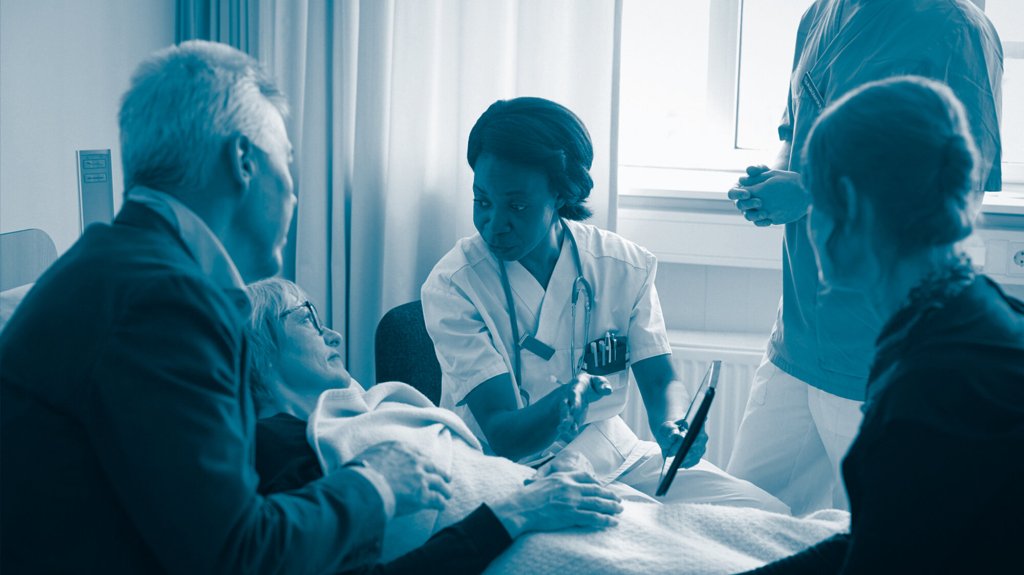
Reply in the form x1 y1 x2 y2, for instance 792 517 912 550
0 41 453 574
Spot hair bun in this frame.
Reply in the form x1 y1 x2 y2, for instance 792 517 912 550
929 132 977 244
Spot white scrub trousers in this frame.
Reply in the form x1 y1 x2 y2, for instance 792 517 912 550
726 356 864 516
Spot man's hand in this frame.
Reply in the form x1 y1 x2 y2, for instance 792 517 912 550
728 165 809 227
555 374 612 443
654 419 708 469
490 471 623 538
354 441 453 516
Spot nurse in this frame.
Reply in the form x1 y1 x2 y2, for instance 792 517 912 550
422 97 786 510
725 0 1002 515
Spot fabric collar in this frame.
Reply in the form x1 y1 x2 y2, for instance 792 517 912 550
125 186 249 312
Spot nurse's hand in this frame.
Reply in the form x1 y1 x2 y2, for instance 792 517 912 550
490 471 622 538
728 166 808 226
355 441 453 516
556 374 612 442
655 420 708 469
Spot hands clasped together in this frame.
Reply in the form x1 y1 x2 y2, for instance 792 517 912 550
728 165 809 227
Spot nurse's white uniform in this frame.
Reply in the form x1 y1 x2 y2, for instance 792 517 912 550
423 221 787 512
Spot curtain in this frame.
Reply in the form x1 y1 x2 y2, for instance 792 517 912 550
176 0 260 55
177 0 620 385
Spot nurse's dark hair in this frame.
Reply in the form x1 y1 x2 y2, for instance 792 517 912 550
802 75 979 255
467 97 594 221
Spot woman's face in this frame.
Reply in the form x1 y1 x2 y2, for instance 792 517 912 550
472 152 563 262
274 294 351 397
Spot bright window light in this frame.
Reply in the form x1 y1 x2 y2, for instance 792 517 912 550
984 0 1023 165
619 0 1022 182
618 0 712 168
735 0 811 151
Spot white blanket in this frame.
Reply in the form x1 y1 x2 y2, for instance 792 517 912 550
309 382 533 561
309 382 849 571
486 504 848 574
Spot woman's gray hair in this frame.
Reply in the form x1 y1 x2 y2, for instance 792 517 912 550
119 40 288 194
245 277 306 411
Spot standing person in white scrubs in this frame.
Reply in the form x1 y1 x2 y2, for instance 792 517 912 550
725 0 1002 515
422 97 787 511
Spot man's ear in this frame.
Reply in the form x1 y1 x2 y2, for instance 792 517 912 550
230 133 256 192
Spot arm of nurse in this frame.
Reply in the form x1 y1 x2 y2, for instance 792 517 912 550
632 353 708 466
464 373 572 461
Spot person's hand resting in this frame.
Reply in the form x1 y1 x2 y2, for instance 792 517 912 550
354 441 453 516
489 470 623 539
728 165 809 227
655 419 708 469
528 449 596 484
555 374 612 443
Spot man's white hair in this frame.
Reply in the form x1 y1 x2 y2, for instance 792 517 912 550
118 40 288 194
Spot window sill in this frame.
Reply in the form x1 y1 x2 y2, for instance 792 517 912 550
615 166 1024 285
618 166 1024 216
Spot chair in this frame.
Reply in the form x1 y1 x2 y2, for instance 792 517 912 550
1 229 58 291
374 300 443 405
1 229 59 332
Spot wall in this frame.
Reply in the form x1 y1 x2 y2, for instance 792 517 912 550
1 0 176 255
656 262 781 335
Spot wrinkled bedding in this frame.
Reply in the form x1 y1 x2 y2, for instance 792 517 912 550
486 503 847 574
309 382 848 571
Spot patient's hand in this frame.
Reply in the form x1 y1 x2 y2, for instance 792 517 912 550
490 471 622 539
354 441 453 516
529 450 596 484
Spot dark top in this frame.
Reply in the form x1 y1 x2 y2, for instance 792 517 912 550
0 202 388 574
744 275 1024 574
255 413 514 574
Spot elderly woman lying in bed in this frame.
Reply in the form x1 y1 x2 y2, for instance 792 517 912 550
247 278 846 574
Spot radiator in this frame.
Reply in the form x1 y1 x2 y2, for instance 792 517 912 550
620 330 767 469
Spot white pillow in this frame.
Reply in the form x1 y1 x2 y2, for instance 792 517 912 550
0 283 33 334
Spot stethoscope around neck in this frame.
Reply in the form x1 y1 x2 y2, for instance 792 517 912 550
497 218 594 406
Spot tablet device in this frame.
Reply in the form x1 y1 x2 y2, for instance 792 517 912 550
655 360 720 497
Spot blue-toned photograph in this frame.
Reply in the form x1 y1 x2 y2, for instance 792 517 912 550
1 1 1022 573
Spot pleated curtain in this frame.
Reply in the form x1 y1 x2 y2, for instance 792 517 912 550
176 0 621 385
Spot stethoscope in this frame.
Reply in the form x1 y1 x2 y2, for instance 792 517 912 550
497 219 594 406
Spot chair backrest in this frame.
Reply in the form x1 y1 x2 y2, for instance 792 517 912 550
1 228 58 291
374 300 443 405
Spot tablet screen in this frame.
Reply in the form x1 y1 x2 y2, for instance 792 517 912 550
655 360 720 497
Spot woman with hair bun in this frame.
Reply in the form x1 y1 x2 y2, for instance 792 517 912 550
743 76 1024 573
422 97 787 509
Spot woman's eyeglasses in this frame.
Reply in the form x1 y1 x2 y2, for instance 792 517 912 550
280 300 324 335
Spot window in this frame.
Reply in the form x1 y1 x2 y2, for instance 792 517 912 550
984 0 1023 173
618 0 1024 195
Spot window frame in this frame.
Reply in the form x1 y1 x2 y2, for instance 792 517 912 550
617 0 1024 213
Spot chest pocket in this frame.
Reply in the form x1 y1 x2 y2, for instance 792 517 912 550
800 72 825 111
